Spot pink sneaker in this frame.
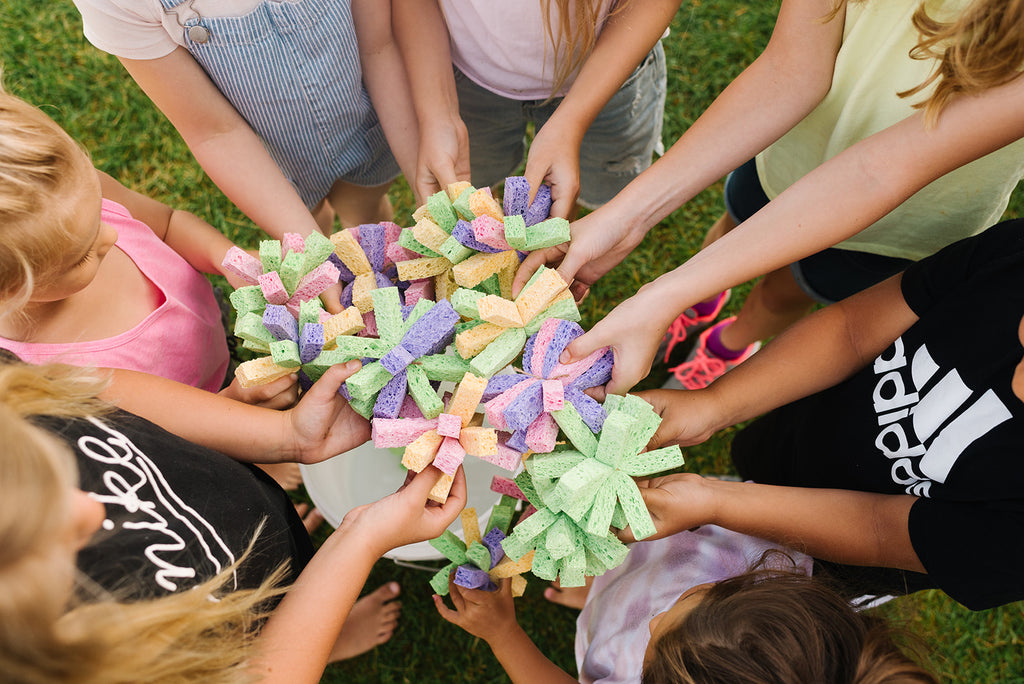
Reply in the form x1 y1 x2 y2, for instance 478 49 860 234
666 317 759 390
660 290 731 364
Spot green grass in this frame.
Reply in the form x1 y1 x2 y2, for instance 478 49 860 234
1 2 1021 682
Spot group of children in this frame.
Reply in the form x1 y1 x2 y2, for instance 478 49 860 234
1 0 1021 681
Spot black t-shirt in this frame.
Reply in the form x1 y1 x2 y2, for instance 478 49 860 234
35 410 313 599
732 219 1024 610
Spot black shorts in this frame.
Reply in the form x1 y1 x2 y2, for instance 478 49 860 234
724 158 912 304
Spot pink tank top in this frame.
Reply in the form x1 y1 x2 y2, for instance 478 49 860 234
1 199 229 392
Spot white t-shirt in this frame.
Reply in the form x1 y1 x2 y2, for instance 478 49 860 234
440 0 617 100
73 0 280 59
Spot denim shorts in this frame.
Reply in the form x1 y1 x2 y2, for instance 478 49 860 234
724 159 912 304
454 42 667 209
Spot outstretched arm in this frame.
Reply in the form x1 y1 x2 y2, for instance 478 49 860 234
434 579 577 684
625 275 926 572
253 466 466 683
524 0 682 217
640 273 917 448
576 68 1024 392
100 362 371 464
515 0 844 296
392 0 471 201
352 0 419 190
626 474 923 573
118 49 322 240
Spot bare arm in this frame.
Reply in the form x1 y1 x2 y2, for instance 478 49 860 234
434 580 577 684
641 274 917 446
628 474 923 573
254 466 466 682
516 0 844 294
524 0 683 217
626 276 926 572
351 0 419 190
567 69 1024 393
99 363 370 464
118 49 321 240
391 0 470 201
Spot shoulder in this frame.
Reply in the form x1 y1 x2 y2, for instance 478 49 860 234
72 0 180 59
901 218 1024 315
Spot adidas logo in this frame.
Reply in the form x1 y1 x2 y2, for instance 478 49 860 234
871 338 1011 497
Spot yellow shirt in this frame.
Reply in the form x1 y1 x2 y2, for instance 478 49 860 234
756 0 1024 260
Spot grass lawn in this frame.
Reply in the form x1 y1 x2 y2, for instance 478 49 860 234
1 1 1022 682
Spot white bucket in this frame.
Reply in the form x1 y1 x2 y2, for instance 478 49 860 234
300 441 514 561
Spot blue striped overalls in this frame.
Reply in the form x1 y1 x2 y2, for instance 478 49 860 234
160 0 399 208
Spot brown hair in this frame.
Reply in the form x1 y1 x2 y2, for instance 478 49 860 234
642 564 936 684
0 87 93 312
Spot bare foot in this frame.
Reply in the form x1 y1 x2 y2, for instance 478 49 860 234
257 462 303 491
543 576 594 610
329 582 402 661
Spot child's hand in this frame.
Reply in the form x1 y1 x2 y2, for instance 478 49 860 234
219 374 299 409
433 576 519 644
320 282 345 315
557 284 673 395
339 465 467 558
285 361 372 463
525 118 582 219
415 117 471 205
618 473 716 542
635 388 721 448
513 207 647 301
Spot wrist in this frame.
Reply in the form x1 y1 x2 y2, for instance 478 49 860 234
322 523 381 568
486 619 529 651
277 409 304 464
703 477 737 528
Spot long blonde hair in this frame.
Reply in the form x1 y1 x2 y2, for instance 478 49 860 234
0 362 287 683
540 0 629 97
902 0 1024 125
0 87 92 313
829 0 1024 125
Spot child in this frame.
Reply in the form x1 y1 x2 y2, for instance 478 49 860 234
435 538 934 683
71 0 418 237
627 219 1024 611
393 0 677 218
0 359 464 681
518 0 1024 393
0 88 306 484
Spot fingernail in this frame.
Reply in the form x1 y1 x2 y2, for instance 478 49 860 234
345 360 361 371
559 351 571 364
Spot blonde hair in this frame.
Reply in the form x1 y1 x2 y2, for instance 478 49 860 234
0 87 92 312
541 0 629 98
902 0 1024 125
828 0 1024 126
0 362 289 683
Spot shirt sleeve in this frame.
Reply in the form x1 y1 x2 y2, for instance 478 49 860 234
908 496 1024 610
72 0 179 60
900 218 1024 318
